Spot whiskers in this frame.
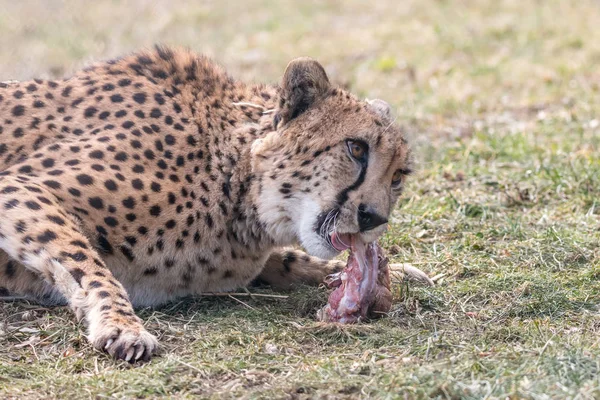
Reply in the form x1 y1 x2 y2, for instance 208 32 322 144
319 208 339 248
336 222 351 248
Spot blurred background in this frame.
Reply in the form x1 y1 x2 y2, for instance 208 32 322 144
1 2 597 103
2 0 599 162
1 1 600 397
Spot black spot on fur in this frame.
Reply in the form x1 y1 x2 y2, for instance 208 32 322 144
104 216 118 227
131 179 144 190
120 245 135 261
70 268 85 286
122 197 136 209
76 174 94 186
47 215 65 225
12 105 25 117
84 107 98 118
4 199 19 210
37 230 57 243
110 94 124 103
97 235 114 254
25 201 41 210
104 180 118 191
88 197 104 209
149 205 161 216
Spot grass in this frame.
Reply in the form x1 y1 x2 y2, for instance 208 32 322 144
1 0 600 398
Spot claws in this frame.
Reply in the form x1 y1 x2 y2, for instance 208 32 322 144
91 324 158 363
135 345 146 361
125 347 135 362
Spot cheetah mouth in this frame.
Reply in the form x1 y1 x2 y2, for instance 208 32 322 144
329 232 352 252
314 208 354 253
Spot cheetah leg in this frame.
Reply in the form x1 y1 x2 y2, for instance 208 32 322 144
255 248 434 290
0 178 158 362
254 248 346 290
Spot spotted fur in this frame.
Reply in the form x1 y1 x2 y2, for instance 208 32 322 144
0 47 413 362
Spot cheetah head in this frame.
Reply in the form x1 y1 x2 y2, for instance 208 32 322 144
251 58 413 259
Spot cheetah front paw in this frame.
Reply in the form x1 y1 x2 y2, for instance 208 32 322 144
89 322 159 363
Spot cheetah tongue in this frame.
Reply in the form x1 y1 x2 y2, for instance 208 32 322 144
318 235 386 323
330 232 352 252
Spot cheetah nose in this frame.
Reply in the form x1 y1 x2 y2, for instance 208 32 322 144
357 204 388 232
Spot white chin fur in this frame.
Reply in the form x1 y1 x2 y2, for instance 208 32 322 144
301 232 340 260
297 199 339 260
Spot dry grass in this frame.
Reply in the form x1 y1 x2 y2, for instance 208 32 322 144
1 0 600 398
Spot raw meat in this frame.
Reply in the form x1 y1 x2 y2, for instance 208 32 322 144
317 237 392 323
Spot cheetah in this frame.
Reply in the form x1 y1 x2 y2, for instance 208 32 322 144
0 46 415 362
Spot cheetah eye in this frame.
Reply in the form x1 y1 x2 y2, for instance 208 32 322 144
346 140 368 163
392 168 412 187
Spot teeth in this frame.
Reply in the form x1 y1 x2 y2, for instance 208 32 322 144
105 339 114 349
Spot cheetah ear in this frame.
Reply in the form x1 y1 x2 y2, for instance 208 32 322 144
366 98 393 122
276 57 330 127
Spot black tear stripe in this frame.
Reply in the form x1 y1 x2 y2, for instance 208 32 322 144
335 160 368 207
313 160 369 234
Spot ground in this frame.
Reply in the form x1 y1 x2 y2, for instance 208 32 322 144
1 0 599 398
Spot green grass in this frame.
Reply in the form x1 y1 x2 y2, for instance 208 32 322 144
1 0 600 398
